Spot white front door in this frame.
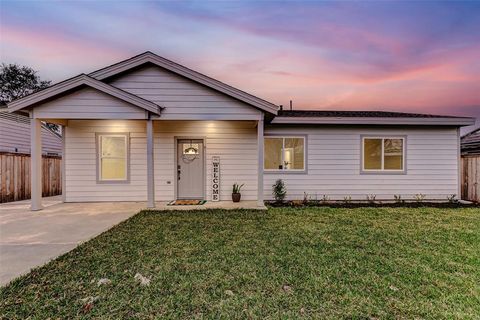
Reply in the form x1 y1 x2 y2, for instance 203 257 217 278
177 139 204 199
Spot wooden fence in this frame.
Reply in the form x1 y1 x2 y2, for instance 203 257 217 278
461 156 480 203
0 152 62 203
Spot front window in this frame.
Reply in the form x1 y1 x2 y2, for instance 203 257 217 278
362 137 404 172
264 137 305 171
98 134 128 181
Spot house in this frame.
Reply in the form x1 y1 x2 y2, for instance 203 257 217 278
461 128 480 156
0 106 62 155
6 52 475 210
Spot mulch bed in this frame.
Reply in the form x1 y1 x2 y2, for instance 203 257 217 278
266 200 480 208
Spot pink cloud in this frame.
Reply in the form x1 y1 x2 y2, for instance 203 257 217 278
1 25 131 80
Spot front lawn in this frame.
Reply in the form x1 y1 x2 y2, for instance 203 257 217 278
1 207 479 319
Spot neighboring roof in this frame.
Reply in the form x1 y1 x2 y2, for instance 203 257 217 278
7 74 162 115
272 110 475 126
89 51 279 115
0 108 60 137
461 128 480 155
0 108 62 155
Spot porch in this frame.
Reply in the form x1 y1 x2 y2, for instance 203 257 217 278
28 118 265 211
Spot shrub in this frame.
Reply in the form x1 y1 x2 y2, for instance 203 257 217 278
272 179 287 202
343 196 352 204
414 193 426 203
303 192 311 205
394 195 405 203
321 195 330 203
447 194 458 203
366 194 376 203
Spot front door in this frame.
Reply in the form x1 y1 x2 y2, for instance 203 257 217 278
177 139 204 199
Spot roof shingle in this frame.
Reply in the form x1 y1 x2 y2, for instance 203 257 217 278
277 110 465 118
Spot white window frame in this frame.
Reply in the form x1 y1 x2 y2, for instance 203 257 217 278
96 133 130 183
264 136 306 172
361 136 406 173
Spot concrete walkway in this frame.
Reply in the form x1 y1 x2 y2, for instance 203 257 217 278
0 197 144 286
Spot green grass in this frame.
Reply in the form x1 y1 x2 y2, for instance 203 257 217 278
1 207 479 319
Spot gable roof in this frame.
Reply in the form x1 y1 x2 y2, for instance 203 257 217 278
461 128 480 155
272 110 475 126
7 74 162 115
89 51 278 115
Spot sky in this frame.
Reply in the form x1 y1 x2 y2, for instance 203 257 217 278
1 1 479 129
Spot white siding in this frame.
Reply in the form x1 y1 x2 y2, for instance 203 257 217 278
0 111 62 155
109 65 262 120
34 87 147 119
64 120 258 202
154 121 258 201
263 126 459 201
64 120 147 202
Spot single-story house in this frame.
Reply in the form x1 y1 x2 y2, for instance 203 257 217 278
6 52 475 210
461 128 480 156
0 106 62 155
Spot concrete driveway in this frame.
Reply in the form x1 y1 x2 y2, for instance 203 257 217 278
0 197 144 286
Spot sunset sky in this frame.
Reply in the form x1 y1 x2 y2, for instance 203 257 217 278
1 1 479 127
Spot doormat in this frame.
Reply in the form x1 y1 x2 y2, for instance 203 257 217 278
167 200 206 206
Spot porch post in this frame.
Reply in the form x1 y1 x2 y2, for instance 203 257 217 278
146 119 155 208
257 115 264 206
457 127 461 198
30 117 43 211
61 125 66 202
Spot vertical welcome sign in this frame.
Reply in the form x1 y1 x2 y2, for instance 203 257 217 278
212 156 220 201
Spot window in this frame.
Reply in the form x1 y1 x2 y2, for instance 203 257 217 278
362 137 404 172
97 134 128 182
264 137 305 171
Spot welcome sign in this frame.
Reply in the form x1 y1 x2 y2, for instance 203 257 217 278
212 156 220 201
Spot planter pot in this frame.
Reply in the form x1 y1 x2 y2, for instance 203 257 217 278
232 193 241 202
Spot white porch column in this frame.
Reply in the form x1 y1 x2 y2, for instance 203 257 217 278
30 117 43 211
146 119 155 208
257 115 264 206
61 125 66 202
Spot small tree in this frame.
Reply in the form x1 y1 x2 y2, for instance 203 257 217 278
0 63 57 131
0 63 51 103
272 179 287 203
